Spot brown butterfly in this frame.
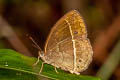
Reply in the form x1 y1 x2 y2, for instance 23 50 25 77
31 10 93 75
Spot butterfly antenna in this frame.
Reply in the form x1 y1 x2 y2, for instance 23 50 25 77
29 36 43 52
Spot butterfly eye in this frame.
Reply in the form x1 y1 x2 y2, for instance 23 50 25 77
74 31 78 34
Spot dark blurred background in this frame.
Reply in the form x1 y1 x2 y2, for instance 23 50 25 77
0 0 120 80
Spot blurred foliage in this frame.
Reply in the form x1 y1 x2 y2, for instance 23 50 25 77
96 40 120 80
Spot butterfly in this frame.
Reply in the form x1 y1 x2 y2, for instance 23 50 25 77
31 10 93 75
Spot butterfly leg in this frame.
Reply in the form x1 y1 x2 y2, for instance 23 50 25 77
39 62 45 74
54 66 59 73
52 62 59 73
33 52 41 66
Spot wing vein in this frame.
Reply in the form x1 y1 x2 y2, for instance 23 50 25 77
65 19 77 72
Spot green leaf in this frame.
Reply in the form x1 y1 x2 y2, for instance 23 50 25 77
0 49 100 80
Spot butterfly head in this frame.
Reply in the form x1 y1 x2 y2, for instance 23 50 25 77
38 51 46 61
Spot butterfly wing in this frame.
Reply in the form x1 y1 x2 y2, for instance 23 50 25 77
43 10 93 73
